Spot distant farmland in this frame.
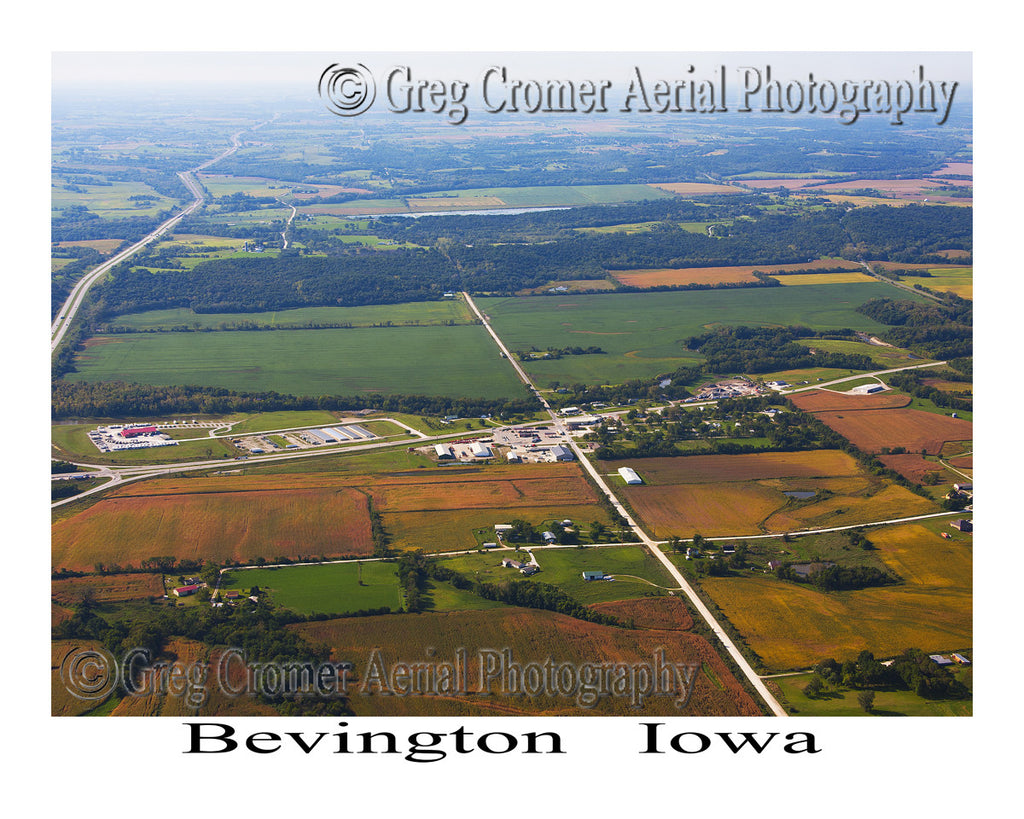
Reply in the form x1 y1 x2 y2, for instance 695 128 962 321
66 324 525 399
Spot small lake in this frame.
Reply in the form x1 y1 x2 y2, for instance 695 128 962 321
783 491 816 499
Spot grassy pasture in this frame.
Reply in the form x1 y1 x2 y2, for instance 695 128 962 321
776 673 971 716
220 561 402 615
439 545 676 604
65 324 525 399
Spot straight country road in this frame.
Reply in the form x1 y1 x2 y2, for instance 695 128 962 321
462 291 790 716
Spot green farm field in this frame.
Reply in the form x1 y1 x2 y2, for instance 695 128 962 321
220 561 402 615
477 283 921 385
65 324 524 399
108 299 474 331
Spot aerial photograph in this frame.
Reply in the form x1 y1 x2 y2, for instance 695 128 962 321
50 51 974 725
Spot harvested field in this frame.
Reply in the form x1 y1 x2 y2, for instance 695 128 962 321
51 479 374 570
619 451 864 485
51 573 164 606
701 572 971 673
878 454 949 483
292 607 760 716
921 379 972 394
647 182 740 195
947 455 973 469
590 596 694 630
772 272 875 286
608 259 861 289
811 408 972 455
617 451 938 538
788 389 912 412
609 267 758 287
625 482 784 537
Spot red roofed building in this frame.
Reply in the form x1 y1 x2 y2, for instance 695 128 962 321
121 425 158 438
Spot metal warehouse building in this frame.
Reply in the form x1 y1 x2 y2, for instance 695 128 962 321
618 467 643 485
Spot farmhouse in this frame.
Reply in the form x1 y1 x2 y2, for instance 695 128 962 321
950 519 973 532
520 566 539 576
173 584 203 597
502 559 526 569
582 570 606 581
618 466 643 485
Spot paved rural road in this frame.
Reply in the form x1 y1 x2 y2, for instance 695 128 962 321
462 291 791 717
782 360 946 393
50 127 254 353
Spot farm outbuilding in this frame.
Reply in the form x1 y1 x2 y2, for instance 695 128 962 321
618 467 643 485
582 570 606 581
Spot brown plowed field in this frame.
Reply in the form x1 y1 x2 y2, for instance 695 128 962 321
878 454 948 483
620 450 863 484
609 259 861 288
811 408 972 455
590 596 695 630
292 607 760 716
51 573 165 605
788 389 912 412
51 482 374 570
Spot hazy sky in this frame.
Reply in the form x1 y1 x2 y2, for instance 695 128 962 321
52 52 971 92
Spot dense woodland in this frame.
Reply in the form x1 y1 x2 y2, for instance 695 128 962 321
87 204 971 317
51 380 540 420
683 326 875 374
855 294 973 363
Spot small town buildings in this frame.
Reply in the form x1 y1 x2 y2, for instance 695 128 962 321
549 445 574 461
